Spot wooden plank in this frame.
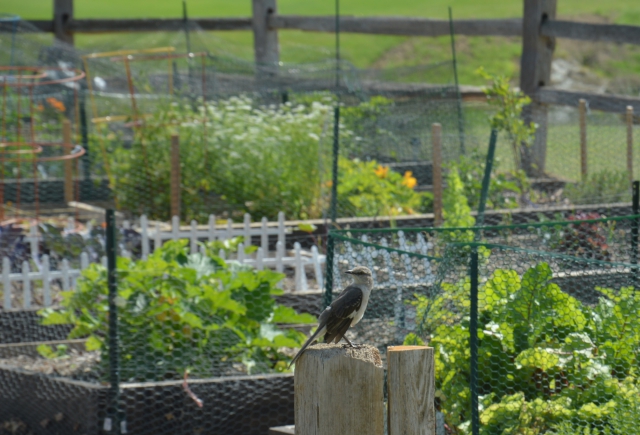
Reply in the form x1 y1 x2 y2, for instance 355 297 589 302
579 99 588 180
387 346 436 435
68 18 251 33
294 344 384 435
541 20 640 45
269 15 521 37
520 0 557 176
253 0 279 74
537 89 640 113
431 123 443 227
53 0 74 44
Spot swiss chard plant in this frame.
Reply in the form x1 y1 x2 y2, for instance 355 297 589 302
410 262 640 435
39 240 315 382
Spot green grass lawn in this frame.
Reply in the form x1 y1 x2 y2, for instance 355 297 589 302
3 0 640 85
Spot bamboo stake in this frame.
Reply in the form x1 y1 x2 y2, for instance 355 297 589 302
579 99 588 181
432 123 443 226
63 120 74 203
170 134 181 219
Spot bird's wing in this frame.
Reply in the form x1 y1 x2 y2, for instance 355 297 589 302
323 285 363 343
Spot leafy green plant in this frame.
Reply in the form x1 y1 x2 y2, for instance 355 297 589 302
447 148 530 211
39 240 315 382
564 169 630 205
477 68 537 173
37 343 69 359
337 158 432 217
411 262 640 435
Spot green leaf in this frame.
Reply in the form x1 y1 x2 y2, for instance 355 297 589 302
86 335 103 351
515 348 560 371
36 344 55 359
298 223 317 233
272 306 316 324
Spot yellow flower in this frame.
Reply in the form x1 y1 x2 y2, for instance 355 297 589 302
325 180 333 188
402 171 417 189
374 165 389 179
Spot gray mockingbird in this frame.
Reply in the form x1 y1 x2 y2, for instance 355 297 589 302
289 265 373 367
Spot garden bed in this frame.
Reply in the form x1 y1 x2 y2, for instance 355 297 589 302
0 359 294 435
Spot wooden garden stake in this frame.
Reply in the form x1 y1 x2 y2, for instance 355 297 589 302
579 99 587 181
628 106 634 183
63 120 74 203
387 346 436 435
170 134 181 219
432 123 443 226
294 344 384 435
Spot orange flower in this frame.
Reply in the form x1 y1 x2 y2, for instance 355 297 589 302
374 165 389 179
36 104 44 112
46 97 66 112
402 171 417 189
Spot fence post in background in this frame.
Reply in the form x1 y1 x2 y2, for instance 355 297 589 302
63 119 74 204
252 0 279 79
53 0 74 45
632 182 639 277
628 106 634 183
432 123 443 226
469 248 480 435
106 209 123 435
170 134 181 219
579 99 588 181
519 0 557 176
294 345 384 435
387 346 436 435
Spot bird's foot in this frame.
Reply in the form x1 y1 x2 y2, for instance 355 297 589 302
343 337 362 348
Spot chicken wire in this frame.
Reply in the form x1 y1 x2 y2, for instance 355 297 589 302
326 213 640 435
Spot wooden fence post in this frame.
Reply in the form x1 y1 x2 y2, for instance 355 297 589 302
432 123 443 226
294 344 384 435
252 0 280 79
63 120 74 204
387 346 436 435
579 99 588 180
53 0 74 45
519 0 557 176
628 106 634 183
170 134 181 219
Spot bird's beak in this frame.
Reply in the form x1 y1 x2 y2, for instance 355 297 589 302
345 269 354 274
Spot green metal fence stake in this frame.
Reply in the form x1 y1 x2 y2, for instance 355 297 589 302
477 129 498 227
330 106 340 225
632 181 639 285
449 7 466 155
470 248 480 435
324 233 335 308
106 209 122 434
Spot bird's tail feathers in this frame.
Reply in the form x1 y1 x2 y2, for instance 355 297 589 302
288 326 325 369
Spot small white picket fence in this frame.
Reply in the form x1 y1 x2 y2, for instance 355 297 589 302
2 212 325 311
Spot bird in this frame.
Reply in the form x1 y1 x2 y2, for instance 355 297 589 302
289 265 374 368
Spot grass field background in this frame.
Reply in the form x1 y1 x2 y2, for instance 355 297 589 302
2 0 640 85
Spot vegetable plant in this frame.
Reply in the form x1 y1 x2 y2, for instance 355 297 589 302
39 240 316 382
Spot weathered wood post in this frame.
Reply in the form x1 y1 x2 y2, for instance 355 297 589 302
53 0 74 45
63 119 74 203
252 0 280 81
579 99 588 180
432 123 443 226
628 106 634 183
387 346 436 435
170 134 181 219
519 0 557 176
294 344 384 435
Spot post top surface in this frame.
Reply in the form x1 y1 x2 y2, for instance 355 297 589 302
303 343 382 367
388 345 433 352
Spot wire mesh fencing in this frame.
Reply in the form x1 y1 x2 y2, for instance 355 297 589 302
326 212 640 435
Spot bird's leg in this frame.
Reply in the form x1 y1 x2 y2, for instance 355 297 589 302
342 336 362 348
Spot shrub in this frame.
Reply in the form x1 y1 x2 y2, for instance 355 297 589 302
564 169 630 205
39 240 315 382
411 262 640 435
